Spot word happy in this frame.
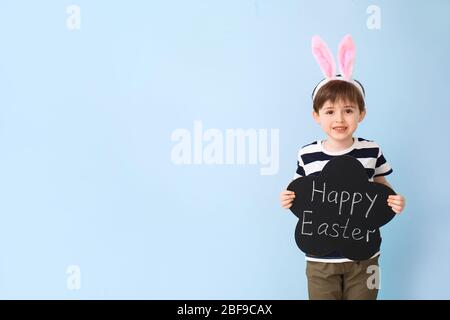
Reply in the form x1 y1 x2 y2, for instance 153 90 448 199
310 181 378 218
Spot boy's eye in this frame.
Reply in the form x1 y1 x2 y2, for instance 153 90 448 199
345 109 354 114
325 111 334 115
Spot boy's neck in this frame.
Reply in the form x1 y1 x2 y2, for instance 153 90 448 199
323 137 355 152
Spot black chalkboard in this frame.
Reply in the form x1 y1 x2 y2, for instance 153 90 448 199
287 155 396 261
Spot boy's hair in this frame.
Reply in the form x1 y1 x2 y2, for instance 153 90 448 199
313 80 365 114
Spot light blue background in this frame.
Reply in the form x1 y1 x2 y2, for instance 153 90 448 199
0 0 449 299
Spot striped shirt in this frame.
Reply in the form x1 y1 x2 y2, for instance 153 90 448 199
293 137 393 263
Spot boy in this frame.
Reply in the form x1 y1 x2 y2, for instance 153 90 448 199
280 35 406 300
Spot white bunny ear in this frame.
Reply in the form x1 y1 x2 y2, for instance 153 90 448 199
311 36 336 79
338 34 356 80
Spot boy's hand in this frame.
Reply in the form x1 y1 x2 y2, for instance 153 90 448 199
387 194 406 214
280 190 296 209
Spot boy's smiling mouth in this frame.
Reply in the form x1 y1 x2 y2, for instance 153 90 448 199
333 126 348 132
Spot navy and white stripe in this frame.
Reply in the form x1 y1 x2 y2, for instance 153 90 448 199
293 137 393 263
293 137 392 182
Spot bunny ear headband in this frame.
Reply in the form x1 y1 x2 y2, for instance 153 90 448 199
311 34 365 100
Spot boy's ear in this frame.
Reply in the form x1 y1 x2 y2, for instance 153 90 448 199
312 110 321 124
359 109 366 122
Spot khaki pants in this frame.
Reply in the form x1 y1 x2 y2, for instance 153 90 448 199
306 256 380 300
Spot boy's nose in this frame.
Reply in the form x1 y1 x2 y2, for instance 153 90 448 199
335 113 344 122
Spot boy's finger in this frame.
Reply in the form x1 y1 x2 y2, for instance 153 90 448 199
281 203 293 209
388 202 401 208
389 204 402 212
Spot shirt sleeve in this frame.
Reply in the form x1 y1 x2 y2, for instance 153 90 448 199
374 147 393 177
293 150 306 180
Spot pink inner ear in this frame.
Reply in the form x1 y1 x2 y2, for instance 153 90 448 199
338 35 356 80
312 36 336 79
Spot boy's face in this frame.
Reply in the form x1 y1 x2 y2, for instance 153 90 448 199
312 99 366 143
